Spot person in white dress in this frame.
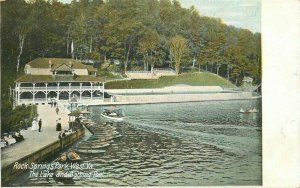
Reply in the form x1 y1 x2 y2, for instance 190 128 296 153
7 135 16 145
31 118 38 131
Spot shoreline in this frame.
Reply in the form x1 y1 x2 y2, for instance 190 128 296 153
50 92 260 107
89 96 261 106
93 91 260 106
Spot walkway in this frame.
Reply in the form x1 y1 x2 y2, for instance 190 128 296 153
1 104 69 168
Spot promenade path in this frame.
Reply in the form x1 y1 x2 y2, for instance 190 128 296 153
1 104 69 168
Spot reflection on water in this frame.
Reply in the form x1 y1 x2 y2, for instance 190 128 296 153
22 100 261 186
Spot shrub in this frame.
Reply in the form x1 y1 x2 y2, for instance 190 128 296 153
1 105 37 134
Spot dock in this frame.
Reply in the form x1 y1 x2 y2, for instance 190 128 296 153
1 104 85 185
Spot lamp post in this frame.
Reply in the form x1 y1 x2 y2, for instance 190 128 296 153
70 97 78 130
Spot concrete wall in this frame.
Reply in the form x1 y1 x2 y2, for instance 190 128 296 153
107 86 224 95
125 69 176 79
114 92 253 104
125 72 158 79
1 128 85 185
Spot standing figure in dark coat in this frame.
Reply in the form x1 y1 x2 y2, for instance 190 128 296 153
55 106 59 115
56 119 62 131
38 119 42 132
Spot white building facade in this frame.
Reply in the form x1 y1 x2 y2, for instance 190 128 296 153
13 58 104 106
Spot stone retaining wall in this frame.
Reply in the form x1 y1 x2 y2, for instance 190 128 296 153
1 128 85 185
114 92 253 104
107 86 224 95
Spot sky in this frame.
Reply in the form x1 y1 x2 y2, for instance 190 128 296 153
58 0 261 33
179 0 261 33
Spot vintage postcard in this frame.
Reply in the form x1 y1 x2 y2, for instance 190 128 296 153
1 0 296 187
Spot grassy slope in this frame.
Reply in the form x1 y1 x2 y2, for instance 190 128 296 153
105 72 235 89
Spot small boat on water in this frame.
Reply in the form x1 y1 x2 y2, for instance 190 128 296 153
77 142 110 150
101 109 125 122
56 153 68 163
240 108 258 113
112 134 123 139
94 131 119 137
75 149 106 154
55 151 80 162
248 108 258 113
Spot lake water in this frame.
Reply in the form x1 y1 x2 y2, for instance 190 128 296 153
21 99 262 186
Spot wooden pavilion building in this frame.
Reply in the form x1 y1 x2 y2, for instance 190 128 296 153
13 58 104 106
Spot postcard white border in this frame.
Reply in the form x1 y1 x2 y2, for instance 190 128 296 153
262 0 300 187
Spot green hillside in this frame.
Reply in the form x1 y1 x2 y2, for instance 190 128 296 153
105 72 235 89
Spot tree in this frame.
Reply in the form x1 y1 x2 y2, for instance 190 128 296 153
169 35 188 75
138 29 160 71
11 1 32 72
187 6 202 68
1 0 262 95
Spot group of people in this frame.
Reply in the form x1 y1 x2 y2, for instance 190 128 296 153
31 118 42 132
50 101 57 108
49 100 60 114
58 129 73 139
1 131 24 149
32 116 63 133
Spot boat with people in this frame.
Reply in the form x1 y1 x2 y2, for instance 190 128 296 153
240 108 258 113
101 108 125 122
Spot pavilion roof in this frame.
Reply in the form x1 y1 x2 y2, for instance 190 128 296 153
27 58 97 72
15 75 103 83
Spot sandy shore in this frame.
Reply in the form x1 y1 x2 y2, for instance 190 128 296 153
1 103 69 168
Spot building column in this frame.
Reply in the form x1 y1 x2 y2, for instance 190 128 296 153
90 82 93 100
79 83 82 100
32 83 36 103
57 83 60 101
69 83 71 101
45 83 48 103
17 83 20 105
103 82 105 102
17 91 20 106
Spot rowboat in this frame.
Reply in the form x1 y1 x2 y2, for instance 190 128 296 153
113 134 123 139
75 149 106 154
94 131 119 137
77 142 110 150
56 153 67 163
67 151 81 161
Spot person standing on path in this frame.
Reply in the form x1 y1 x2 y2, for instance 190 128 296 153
56 106 59 115
38 119 42 132
56 119 62 131
31 118 38 131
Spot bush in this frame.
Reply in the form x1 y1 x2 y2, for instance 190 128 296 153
1 105 37 134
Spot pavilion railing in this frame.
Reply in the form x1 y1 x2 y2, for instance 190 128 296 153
18 86 104 92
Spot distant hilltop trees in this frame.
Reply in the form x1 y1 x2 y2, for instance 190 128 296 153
1 0 261 103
